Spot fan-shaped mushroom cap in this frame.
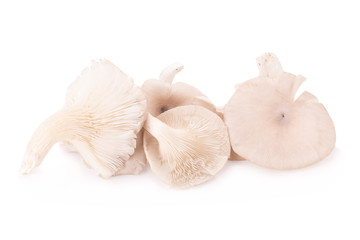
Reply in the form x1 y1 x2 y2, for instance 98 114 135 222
144 105 230 188
141 63 217 116
20 60 147 178
224 53 336 170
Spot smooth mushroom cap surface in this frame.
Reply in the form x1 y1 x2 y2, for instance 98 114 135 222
20 60 147 178
224 53 336 170
144 105 230 188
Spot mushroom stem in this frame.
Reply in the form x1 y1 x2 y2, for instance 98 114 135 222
144 113 178 144
256 53 306 101
159 63 184 84
144 113 184 170
20 109 77 174
256 52 283 79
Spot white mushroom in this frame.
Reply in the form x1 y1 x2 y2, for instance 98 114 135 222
115 130 146 175
143 105 230 188
224 53 336 170
59 130 147 176
215 105 245 161
20 59 147 178
141 63 217 116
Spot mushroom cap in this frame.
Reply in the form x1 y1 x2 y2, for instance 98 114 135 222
224 67 336 169
60 131 147 176
144 105 230 187
66 60 147 177
141 63 216 116
114 130 146 175
215 105 245 161
20 59 147 178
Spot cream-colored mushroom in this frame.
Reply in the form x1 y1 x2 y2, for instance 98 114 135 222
142 63 234 161
215 105 245 161
224 53 336 170
20 59 147 178
115 130 146 175
59 130 147 176
141 63 217 116
143 105 230 188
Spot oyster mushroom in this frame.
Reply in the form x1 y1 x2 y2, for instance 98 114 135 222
143 105 230 188
141 63 217 116
224 53 336 170
215 105 245 161
20 59 147 178
59 130 147 176
115 130 146 175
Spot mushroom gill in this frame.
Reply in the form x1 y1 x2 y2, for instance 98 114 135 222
20 60 147 178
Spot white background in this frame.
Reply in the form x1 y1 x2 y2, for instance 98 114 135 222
0 0 359 239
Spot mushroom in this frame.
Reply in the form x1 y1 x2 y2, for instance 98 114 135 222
143 105 230 188
20 59 147 178
224 53 336 169
141 63 217 116
142 63 235 162
114 130 146 175
59 130 147 175
215 105 245 161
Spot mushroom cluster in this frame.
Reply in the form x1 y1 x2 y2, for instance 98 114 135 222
20 53 336 188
